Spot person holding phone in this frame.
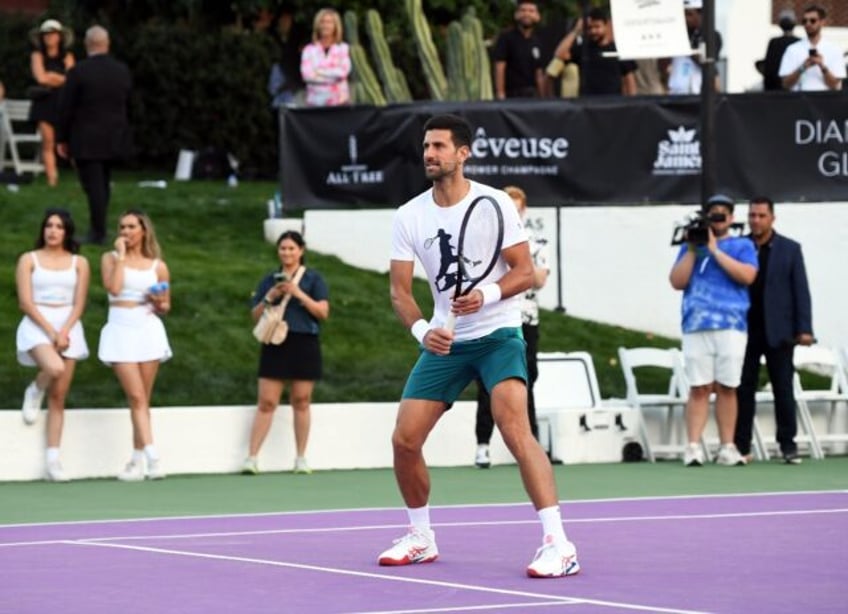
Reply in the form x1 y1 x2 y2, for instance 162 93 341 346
779 4 845 91
98 210 172 481
243 231 329 475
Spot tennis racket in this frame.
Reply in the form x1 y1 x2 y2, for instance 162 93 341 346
444 195 504 331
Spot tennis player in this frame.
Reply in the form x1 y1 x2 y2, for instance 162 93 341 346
380 113 579 578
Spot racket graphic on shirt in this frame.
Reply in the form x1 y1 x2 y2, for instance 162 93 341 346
444 195 504 332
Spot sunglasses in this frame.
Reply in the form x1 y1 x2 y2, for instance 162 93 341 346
802 18 819 24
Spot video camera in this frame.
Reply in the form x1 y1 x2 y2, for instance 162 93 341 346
670 210 727 246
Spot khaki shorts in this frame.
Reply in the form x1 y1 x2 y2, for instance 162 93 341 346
682 329 747 388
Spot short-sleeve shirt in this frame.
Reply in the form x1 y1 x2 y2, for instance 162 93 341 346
493 28 545 96
521 220 549 326
251 268 329 335
667 29 723 95
778 38 846 91
391 181 527 342
674 237 758 334
570 40 637 95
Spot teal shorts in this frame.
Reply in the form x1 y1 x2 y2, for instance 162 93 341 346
401 327 527 406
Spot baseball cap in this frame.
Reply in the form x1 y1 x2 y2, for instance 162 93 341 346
683 0 703 10
705 193 734 212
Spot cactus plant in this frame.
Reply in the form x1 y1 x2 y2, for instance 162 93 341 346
405 0 448 101
344 10 387 106
365 10 411 104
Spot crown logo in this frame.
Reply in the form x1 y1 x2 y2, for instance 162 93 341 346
668 127 696 143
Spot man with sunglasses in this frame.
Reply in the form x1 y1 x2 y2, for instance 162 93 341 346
779 4 845 91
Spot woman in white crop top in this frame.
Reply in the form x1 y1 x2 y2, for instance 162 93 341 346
99 210 172 482
15 208 90 482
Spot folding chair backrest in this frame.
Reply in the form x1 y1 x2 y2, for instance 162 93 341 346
618 346 685 401
794 345 848 394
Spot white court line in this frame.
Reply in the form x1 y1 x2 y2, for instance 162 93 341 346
2 507 845 549
0 489 844 529
68 539 707 614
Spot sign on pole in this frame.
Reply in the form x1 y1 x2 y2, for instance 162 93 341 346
610 0 692 59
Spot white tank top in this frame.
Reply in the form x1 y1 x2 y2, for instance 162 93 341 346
31 252 77 304
108 257 159 302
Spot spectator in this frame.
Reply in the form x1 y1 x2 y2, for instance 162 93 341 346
99 210 172 481
735 197 813 465
15 208 89 482
475 185 549 469
757 10 799 91
381 114 579 578
243 231 330 475
493 1 547 99
663 0 722 95
634 59 666 95
28 19 75 187
56 25 132 246
268 4 307 108
779 4 845 91
669 194 758 467
551 7 637 96
300 8 351 107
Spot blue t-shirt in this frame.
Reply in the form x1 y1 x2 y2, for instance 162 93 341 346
251 268 329 335
675 237 758 334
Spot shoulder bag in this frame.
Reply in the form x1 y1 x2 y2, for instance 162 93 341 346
252 266 305 345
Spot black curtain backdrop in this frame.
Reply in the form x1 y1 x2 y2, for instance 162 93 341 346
279 92 848 209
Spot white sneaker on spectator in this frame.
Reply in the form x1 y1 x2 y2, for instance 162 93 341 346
526 535 580 578
45 460 70 483
242 456 259 475
474 445 491 469
716 444 747 466
378 527 439 566
683 443 705 467
21 382 45 425
117 460 145 482
293 457 312 474
146 459 166 480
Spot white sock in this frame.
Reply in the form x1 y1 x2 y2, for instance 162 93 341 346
132 449 145 464
46 447 60 463
144 445 159 462
407 505 431 532
538 505 568 543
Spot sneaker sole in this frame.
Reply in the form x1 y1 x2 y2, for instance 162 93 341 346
378 554 438 566
475 463 491 469
527 563 581 578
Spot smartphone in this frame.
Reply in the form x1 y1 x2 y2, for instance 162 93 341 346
809 48 818 57
273 272 289 283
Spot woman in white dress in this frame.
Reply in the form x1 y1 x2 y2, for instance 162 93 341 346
99 210 172 481
15 208 90 482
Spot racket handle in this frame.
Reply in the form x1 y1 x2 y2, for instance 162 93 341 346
444 312 457 332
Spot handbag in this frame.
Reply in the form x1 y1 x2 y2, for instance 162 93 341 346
26 85 52 100
252 266 305 345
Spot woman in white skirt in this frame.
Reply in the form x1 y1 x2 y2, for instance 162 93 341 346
99 210 172 481
15 208 90 482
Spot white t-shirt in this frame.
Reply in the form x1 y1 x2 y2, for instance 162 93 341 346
779 38 846 91
391 180 527 342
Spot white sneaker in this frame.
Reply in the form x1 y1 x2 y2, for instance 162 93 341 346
378 526 439 566
526 535 580 578
293 457 312 474
45 460 70 482
683 443 705 467
21 382 45 425
474 445 491 469
716 444 747 466
146 458 166 480
242 456 259 475
117 460 145 482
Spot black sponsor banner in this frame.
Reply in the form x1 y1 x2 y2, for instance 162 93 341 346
280 93 847 208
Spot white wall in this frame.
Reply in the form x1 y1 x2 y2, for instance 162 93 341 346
304 203 848 347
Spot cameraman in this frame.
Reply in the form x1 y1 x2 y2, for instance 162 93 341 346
669 194 758 467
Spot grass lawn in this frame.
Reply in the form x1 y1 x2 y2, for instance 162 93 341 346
1 171 765 410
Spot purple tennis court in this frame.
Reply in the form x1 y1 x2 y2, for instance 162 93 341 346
2 491 846 613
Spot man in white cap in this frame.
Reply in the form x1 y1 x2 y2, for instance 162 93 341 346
779 3 845 91
664 0 722 95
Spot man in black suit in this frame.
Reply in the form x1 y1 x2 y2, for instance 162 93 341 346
735 196 814 464
758 10 799 91
56 25 132 245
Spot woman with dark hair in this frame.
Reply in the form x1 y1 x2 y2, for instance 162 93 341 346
243 231 329 475
15 208 90 481
28 19 75 186
99 210 172 481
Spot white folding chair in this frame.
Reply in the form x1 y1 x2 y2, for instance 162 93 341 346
617 346 696 462
0 99 44 177
791 344 848 458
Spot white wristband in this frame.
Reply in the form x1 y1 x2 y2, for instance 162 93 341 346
410 319 430 344
478 283 502 305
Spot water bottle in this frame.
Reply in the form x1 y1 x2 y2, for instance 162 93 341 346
227 174 238 188
138 180 167 189
273 191 283 217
